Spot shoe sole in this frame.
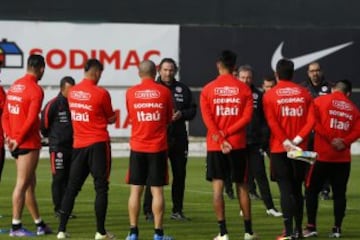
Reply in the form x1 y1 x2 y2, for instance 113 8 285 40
303 232 317 238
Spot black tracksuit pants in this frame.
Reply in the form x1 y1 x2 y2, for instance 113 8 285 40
306 161 350 228
271 152 307 236
247 144 275 209
50 149 72 213
58 142 111 235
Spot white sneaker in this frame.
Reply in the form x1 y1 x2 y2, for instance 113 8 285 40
95 231 116 240
266 208 282 217
213 233 229 240
57 231 70 239
244 232 258 240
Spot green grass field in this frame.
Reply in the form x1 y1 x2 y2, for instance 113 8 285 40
0 156 359 240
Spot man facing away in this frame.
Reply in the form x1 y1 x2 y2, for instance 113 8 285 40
56 59 116 240
200 50 257 240
263 59 315 240
125 60 173 240
303 79 360 238
143 58 197 221
40 76 75 218
1 54 52 237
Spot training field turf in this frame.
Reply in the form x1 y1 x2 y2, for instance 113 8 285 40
0 156 359 240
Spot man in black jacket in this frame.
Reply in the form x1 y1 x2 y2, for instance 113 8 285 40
301 62 332 200
238 65 282 217
143 58 197 221
40 76 75 217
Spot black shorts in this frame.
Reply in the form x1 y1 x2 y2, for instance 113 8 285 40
206 149 248 183
11 148 32 159
126 150 168 186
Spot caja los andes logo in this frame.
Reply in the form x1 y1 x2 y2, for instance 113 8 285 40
0 39 24 68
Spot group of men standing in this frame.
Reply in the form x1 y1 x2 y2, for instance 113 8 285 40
0 55 196 240
200 50 359 240
0 51 358 240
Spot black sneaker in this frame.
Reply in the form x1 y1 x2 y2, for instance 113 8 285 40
145 212 154 222
249 192 261 200
292 230 304 239
170 212 190 221
320 191 331 200
302 225 317 238
225 189 235 200
329 226 341 238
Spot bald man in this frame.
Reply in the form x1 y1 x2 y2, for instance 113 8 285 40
125 60 174 240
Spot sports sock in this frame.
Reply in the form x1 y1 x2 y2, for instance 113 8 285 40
218 220 228 236
12 219 22 230
34 218 46 227
244 219 253 235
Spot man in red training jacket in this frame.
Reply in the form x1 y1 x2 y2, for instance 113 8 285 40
303 79 360 238
125 60 173 240
263 59 314 240
2 54 51 237
200 50 257 240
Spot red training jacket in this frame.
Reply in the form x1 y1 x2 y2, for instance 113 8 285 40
1 74 44 149
126 78 173 153
313 91 360 162
200 73 253 151
263 80 314 153
68 78 115 148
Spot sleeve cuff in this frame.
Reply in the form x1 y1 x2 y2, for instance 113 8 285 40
292 136 303 145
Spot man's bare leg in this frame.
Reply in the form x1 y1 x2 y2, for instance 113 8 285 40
151 186 164 230
12 150 40 221
213 179 225 220
237 183 251 220
128 185 144 228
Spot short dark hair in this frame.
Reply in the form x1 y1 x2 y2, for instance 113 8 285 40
217 50 237 71
84 58 103 72
276 59 294 80
334 79 352 94
27 54 45 69
263 74 276 83
159 58 178 72
60 76 75 89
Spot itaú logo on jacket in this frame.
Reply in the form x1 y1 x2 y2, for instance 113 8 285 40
214 87 239 96
276 87 301 97
332 100 353 111
70 91 91 101
135 90 160 99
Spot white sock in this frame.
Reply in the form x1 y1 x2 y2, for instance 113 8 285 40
12 219 21 225
34 218 43 224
